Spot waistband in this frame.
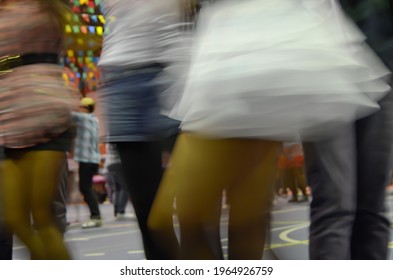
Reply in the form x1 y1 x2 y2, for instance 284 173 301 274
100 63 165 73
0 53 59 72
99 63 166 81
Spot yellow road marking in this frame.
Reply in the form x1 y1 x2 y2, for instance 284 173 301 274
278 223 309 244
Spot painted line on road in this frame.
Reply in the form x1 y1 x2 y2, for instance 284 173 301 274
266 242 307 250
84 253 106 257
127 250 145 255
271 220 308 225
220 223 310 244
272 207 309 214
278 223 309 245
65 228 142 241
67 237 90 241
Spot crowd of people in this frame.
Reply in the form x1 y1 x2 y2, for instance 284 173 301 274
0 0 392 260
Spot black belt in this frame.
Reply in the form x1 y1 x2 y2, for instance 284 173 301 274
0 53 59 71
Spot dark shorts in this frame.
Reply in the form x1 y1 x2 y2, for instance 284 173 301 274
1 130 73 159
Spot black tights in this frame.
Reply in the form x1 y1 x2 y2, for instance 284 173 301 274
116 141 178 260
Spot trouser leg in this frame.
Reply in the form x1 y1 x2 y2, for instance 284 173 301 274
78 162 101 219
304 124 357 259
351 92 393 259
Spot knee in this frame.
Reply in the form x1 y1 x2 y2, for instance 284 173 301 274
4 212 18 229
31 209 54 229
4 211 28 232
79 184 93 196
147 214 166 235
147 211 176 239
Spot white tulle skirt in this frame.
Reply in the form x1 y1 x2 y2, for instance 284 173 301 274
169 0 391 141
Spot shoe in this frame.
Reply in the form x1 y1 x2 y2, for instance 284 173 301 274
115 213 136 221
82 219 103 229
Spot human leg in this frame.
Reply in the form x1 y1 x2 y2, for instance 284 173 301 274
2 150 70 259
112 163 129 215
287 168 299 202
161 134 226 259
117 141 177 259
78 162 101 220
1 150 43 259
0 147 13 259
0 222 13 260
29 150 70 259
53 160 69 234
151 134 279 259
227 141 279 259
351 92 393 259
303 124 357 259
293 166 308 202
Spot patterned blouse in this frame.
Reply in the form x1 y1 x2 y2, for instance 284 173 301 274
0 0 62 57
0 0 80 148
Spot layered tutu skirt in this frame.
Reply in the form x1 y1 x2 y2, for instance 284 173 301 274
170 0 391 140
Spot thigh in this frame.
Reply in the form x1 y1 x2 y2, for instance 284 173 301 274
303 124 357 259
1 152 31 225
352 92 393 258
171 135 277 225
78 162 87 188
78 163 97 189
26 151 66 223
112 163 128 193
304 124 357 216
356 92 393 212
116 142 163 221
170 134 230 226
228 141 279 218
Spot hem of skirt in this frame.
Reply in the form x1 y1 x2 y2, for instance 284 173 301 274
100 134 167 143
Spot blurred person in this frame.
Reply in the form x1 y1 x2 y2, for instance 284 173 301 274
104 143 134 220
97 0 182 259
148 0 391 259
275 145 290 198
0 0 82 259
303 0 393 259
72 97 102 229
285 142 308 203
52 158 70 234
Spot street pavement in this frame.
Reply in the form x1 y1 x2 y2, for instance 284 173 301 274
12 195 393 260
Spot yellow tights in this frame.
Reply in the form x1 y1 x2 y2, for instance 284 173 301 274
149 133 280 260
1 150 70 260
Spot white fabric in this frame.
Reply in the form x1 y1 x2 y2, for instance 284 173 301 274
170 0 391 141
98 0 181 67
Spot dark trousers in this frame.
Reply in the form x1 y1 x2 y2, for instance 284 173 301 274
115 141 171 260
0 225 12 260
78 162 101 219
107 163 129 215
304 92 393 259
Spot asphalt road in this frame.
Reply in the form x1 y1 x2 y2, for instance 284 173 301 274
12 196 393 260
